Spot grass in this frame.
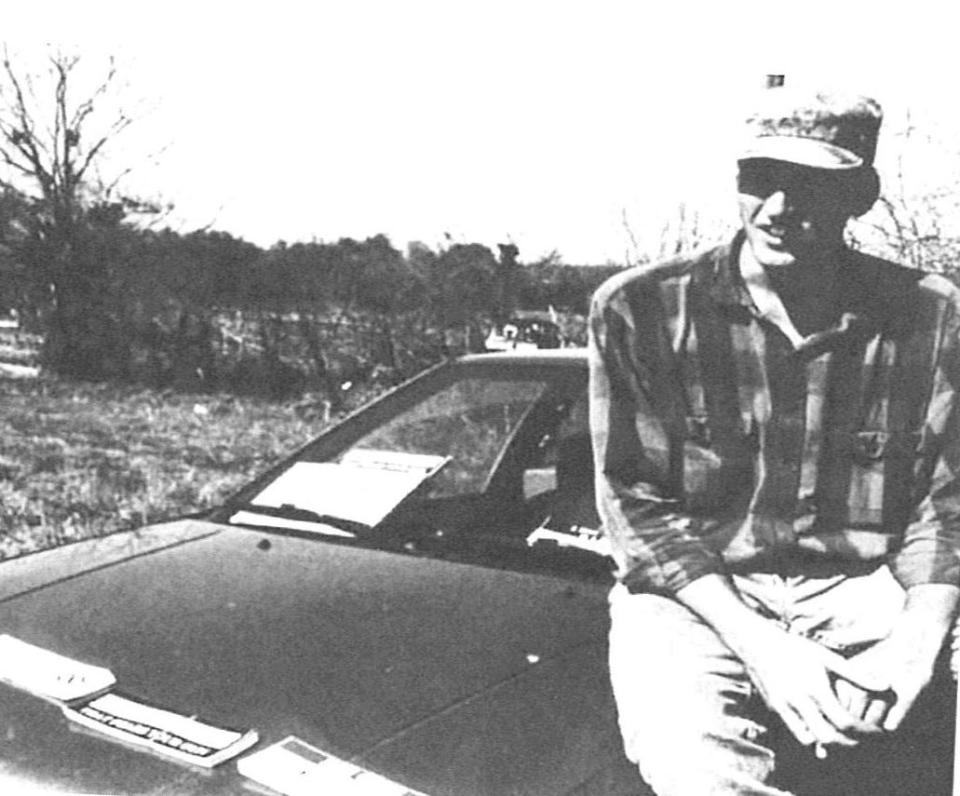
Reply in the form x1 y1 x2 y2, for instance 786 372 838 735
0 373 334 560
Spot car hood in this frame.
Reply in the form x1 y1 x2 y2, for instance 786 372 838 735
0 520 627 795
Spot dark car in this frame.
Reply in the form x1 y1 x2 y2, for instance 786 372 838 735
484 313 563 352
0 350 646 795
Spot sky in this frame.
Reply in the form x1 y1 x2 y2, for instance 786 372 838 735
4 1 960 265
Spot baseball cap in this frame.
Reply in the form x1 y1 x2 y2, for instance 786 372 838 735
739 88 883 170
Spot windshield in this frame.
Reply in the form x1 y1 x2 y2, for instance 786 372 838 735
225 363 609 579
342 378 547 497
230 375 550 529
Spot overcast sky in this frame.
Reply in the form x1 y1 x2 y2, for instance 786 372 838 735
5 2 960 264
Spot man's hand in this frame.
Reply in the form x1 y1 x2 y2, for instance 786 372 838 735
677 577 959 754
833 583 958 733
833 635 932 732
676 575 889 753
736 620 888 750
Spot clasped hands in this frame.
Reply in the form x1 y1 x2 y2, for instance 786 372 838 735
742 624 938 756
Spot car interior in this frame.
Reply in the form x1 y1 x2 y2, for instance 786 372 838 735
378 386 610 578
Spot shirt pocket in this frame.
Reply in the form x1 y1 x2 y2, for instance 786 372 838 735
833 429 922 528
682 414 757 514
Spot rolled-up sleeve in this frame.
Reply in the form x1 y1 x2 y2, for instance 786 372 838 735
588 280 724 594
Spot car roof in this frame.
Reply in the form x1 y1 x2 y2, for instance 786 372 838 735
458 348 587 369
506 310 560 322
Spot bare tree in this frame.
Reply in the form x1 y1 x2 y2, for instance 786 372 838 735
622 201 733 267
849 110 960 275
0 47 140 376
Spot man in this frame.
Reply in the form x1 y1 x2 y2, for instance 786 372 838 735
588 87 960 795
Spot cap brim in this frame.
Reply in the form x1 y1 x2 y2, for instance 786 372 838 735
739 135 864 170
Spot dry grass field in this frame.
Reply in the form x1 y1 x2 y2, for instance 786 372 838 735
0 371 333 560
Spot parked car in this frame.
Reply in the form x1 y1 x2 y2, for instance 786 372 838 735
483 312 563 352
0 350 644 795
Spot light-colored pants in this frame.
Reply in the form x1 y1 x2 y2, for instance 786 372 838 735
608 566 952 795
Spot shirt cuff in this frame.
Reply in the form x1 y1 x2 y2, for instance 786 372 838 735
616 535 726 594
887 546 960 590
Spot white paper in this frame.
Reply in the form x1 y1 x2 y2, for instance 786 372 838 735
248 451 449 528
0 634 116 703
339 449 449 473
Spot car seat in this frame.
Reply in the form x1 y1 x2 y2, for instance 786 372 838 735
549 434 601 532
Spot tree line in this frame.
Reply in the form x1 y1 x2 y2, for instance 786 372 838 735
0 190 619 400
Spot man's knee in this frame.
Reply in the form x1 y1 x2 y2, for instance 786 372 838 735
608 587 786 794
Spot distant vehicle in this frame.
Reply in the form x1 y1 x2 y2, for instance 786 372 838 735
484 311 563 352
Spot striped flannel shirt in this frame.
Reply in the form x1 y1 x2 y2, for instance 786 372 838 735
588 232 960 595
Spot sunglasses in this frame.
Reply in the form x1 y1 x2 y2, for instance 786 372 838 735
737 160 859 203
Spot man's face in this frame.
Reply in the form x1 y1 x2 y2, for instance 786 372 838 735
737 159 858 269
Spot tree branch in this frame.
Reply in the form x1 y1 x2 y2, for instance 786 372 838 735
3 54 49 169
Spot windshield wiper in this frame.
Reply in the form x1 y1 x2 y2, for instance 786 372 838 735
229 503 372 538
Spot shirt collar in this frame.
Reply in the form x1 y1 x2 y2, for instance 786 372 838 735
704 231 754 309
704 230 882 355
